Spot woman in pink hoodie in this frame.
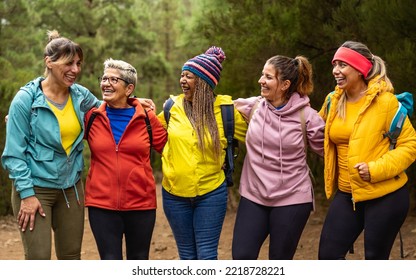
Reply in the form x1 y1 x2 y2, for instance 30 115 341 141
232 55 325 260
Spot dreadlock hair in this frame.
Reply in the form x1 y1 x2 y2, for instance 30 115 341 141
183 76 221 161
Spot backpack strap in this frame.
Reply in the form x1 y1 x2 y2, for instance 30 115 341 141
396 91 414 117
163 97 175 125
85 110 153 150
248 97 261 122
384 92 414 150
85 111 97 140
325 91 335 115
143 109 153 149
300 107 307 152
385 102 407 150
221 104 236 187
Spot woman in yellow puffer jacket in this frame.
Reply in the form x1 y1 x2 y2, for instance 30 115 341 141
318 41 416 260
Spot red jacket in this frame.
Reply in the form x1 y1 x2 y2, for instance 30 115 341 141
84 98 167 210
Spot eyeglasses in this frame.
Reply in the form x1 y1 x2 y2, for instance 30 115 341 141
98 76 130 85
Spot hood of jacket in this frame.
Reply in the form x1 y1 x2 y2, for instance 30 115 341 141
254 92 311 160
237 92 324 207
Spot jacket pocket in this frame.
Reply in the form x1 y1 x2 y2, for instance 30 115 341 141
126 166 156 206
27 146 58 179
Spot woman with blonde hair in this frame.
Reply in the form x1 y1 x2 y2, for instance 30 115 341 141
318 41 416 259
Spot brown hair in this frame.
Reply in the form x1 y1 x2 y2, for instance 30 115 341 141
43 30 83 76
266 55 314 99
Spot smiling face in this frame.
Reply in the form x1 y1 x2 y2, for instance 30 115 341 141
46 53 82 87
332 60 364 92
179 70 196 101
100 68 134 108
258 63 290 107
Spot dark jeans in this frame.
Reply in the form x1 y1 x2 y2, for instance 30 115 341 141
232 196 312 260
318 186 409 260
88 207 156 260
162 182 228 260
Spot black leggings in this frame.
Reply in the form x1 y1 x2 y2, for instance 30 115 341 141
88 207 156 260
318 186 409 260
232 196 312 260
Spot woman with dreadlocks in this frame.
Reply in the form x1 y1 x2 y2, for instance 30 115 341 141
157 46 247 260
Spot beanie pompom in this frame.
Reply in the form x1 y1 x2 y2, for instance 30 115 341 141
205 46 226 63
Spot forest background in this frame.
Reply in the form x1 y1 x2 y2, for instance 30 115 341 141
0 0 415 215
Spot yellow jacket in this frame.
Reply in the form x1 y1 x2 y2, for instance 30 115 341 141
319 79 416 204
158 94 247 197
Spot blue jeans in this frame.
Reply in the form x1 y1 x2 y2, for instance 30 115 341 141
162 182 228 260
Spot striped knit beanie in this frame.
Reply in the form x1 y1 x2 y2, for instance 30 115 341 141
182 46 226 89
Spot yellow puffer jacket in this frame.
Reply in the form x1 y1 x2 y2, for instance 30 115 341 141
158 94 247 197
319 78 416 204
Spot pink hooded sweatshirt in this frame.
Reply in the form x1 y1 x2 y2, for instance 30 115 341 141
234 93 324 207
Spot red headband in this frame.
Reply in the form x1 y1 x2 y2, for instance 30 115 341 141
332 47 373 78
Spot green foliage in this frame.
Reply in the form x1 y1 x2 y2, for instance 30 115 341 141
0 0 44 215
1 0 416 213
191 0 416 200
0 0 198 213
0 84 15 215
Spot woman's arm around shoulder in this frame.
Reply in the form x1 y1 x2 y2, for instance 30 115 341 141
72 84 101 112
233 96 262 122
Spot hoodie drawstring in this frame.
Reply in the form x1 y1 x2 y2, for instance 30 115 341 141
61 188 70 208
276 115 284 185
73 182 81 205
261 105 266 162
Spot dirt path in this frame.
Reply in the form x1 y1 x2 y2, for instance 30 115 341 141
1 186 416 260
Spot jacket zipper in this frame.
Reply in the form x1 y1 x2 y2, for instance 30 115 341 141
116 144 121 210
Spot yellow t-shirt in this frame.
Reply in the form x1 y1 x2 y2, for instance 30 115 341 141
47 95 81 155
329 97 366 193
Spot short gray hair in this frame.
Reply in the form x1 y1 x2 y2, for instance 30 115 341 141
103 58 137 87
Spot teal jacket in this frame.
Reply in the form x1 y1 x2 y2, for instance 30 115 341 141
1 77 101 199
